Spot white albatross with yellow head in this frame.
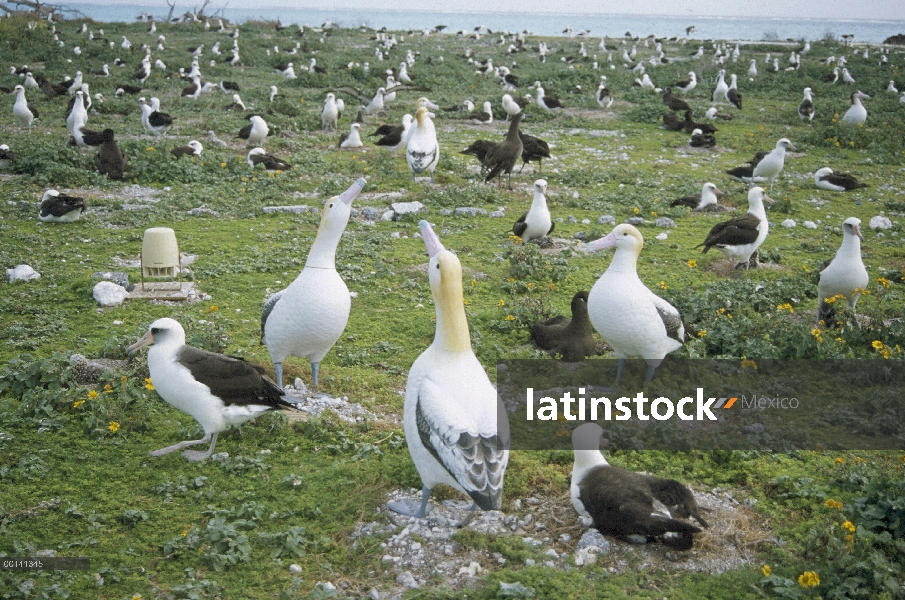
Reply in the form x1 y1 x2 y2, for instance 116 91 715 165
388 220 509 521
585 224 684 385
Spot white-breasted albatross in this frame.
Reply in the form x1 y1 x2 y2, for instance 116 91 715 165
127 318 297 461
387 220 509 520
697 186 773 269
817 217 868 324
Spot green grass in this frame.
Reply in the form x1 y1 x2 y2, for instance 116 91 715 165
1 14 904 599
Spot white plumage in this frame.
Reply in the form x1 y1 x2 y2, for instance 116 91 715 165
365 87 385 115
243 115 269 147
712 70 729 103
262 178 366 389
818 217 869 318
586 224 684 383
841 91 869 125
388 221 509 519
322 92 339 131
406 107 439 182
12 85 38 132
339 122 363 148
127 318 294 461
798 87 815 123
513 179 553 242
753 138 796 191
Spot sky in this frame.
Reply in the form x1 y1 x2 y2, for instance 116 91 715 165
74 0 905 20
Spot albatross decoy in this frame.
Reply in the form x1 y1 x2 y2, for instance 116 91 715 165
127 318 297 461
406 107 439 182
387 221 509 521
585 224 685 385
571 423 707 550
262 179 366 389
696 186 773 269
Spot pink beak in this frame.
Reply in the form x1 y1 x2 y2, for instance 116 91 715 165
585 232 617 252
419 220 445 257
338 177 367 205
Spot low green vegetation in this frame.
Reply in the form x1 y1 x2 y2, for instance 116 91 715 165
1 12 903 599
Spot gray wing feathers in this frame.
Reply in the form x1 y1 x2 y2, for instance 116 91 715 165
260 289 285 343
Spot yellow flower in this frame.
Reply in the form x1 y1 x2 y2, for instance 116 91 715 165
221 162 227 168
146 147 155 152
463 299 471 305
740 359 757 369
651 211 657 217
777 303 794 313
504 315 515 321
835 337 844 343
181 526 190 537
108 421 120 433
471 279 477 287
825 499 843 510
121 375 128 383
208 305 219 312
698 330 707 337
811 328 821 337
508 234 524 244
268 172 275 178
526 283 535 290
144 378 155 391
498 299 506 307
241 176 248 182
845 533 854 545
878 277 891 288
842 521 856 533
834 457 845 464
132 595 143 600
548 283 556 291
824 295 837 304
687 259 697 268
761 565 771 577
633 207 640 214
103 384 114 394
87 390 98 399
872 340 884 349
73 399 86 409
275 169 283 175
798 571 820 588
659 281 667 290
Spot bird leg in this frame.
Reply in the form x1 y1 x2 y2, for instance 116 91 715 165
645 362 658 384
387 486 433 517
274 362 283 388
182 432 219 462
614 358 625 388
149 432 213 457
311 361 320 391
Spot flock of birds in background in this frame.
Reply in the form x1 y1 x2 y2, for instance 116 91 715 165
2 13 899 548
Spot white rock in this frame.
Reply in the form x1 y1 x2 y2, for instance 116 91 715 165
7 264 40 283
396 571 419 589
803 221 817 229
289 564 302 573
781 219 797 228
655 232 668 240
93 281 128 306
457 562 482 576
870 215 893 230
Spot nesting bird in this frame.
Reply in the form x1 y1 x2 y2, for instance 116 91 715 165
814 167 867 192
0 144 14 169
571 423 707 551
247 148 292 171
596 77 613 109
38 190 87 222
387 221 509 520
670 182 722 210
338 123 364 148
585 224 685 384
697 187 773 269
127 318 297 461
262 179 366 389
798 87 815 123
689 128 716 148
530 291 596 361
171 140 203 158
535 86 564 111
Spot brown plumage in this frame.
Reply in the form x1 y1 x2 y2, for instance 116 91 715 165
662 112 684 131
483 113 523 188
725 151 769 179
663 89 692 112
460 139 498 169
530 291 596 361
683 111 716 134
94 129 128 180
518 131 551 173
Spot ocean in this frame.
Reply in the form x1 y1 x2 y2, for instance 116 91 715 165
62 4 905 45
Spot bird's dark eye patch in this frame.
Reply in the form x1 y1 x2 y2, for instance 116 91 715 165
435 263 440 269
151 328 160 334
328 203 334 208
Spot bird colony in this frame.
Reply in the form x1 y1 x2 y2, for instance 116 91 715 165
1 12 904 599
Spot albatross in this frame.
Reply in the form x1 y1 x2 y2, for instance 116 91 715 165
585 224 685 384
530 291 596 362
262 178 366 389
406 107 439 182
798 87 815 123
12 85 39 132
512 179 554 241
726 138 795 191
814 167 867 191
670 182 722 210
127 318 297 461
483 112 523 188
841 90 869 125
387 221 509 521
39 190 87 222
571 423 707 550
697 186 773 269
817 217 868 324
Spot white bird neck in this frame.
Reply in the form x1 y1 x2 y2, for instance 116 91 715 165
607 245 641 274
748 200 767 221
530 190 548 212
431 254 472 354
572 449 609 479
839 231 862 258
305 207 350 269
